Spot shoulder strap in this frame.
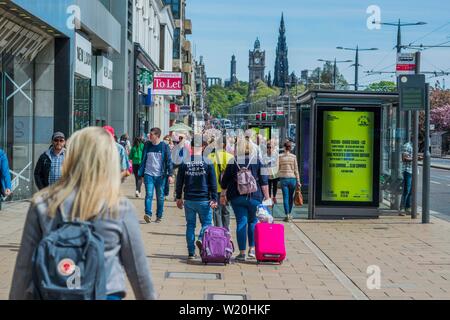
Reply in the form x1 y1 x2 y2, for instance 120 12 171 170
246 155 255 170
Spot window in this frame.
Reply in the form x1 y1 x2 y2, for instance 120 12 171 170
173 28 180 59
162 0 181 19
127 0 133 41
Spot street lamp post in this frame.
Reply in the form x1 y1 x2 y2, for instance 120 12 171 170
317 58 353 89
336 46 378 91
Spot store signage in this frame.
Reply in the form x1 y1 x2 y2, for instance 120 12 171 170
321 111 375 202
153 72 182 96
75 33 92 79
95 56 113 90
139 68 153 87
399 74 425 111
396 53 416 76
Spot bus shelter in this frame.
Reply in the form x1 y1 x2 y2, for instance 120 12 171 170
296 90 400 219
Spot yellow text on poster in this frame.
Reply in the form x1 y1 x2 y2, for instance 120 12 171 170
322 111 374 202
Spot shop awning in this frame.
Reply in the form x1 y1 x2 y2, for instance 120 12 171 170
0 6 52 63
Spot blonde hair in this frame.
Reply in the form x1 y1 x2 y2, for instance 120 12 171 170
34 127 121 220
236 135 257 158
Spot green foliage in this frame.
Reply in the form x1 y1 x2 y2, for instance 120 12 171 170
306 62 349 90
206 82 248 117
250 80 280 102
365 81 397 92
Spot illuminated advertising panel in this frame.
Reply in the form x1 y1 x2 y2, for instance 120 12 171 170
316 107 380 207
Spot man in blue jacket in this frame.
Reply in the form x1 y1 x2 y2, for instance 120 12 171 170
0 149 12 201
139 127 174 224
175 136 218 259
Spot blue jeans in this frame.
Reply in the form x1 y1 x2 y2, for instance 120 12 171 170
230 196 261 251
280 178 297 215
184 200 213 255
144 175 165 218
401 171 412 210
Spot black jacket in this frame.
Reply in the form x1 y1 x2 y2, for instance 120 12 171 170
34 151 51 190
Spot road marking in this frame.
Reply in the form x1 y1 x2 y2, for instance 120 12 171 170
289 224 369 300
431 181 441 185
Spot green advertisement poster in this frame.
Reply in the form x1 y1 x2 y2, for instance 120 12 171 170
321 111 374 202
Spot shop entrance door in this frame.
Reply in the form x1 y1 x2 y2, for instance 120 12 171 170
0 54 35 200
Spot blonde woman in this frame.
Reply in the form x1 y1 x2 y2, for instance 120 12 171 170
9 127 156 300
220 135 270 262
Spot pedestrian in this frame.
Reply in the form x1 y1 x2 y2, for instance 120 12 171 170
220 134 270 262
163 135 174 198
103 126 130 180
399 140 422 216
130 136 144 198
0 148 12 202
139 127 174 224
120 133 131 155
176 136 218 260
163 135 174 151
9 127 156 300
265 140 279 204
208 136 234 230
34 132 66 190
278 140 301 222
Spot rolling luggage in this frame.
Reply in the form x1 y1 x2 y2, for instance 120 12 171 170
254 222 286 264
201 226 234 265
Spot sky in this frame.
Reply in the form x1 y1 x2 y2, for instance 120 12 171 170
186 0 450 89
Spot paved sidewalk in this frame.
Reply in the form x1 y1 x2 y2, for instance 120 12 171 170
0 179 450 300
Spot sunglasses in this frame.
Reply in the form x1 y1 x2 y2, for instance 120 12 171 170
53 139 65 143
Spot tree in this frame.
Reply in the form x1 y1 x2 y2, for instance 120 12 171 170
250 80 280 102
365 81 396 92
206 82 248 117
307 63 349 90
430 88 450 109
430 105 450 131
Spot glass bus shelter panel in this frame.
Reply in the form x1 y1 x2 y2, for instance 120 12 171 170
380 103 402 210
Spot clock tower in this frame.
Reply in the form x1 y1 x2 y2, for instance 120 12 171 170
248 38 266 97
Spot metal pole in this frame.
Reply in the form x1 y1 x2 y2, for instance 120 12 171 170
422 83 431 223
411 110 419 219
355 46 359 91
288 91 291 138
333 58 337 90
411 51 421 219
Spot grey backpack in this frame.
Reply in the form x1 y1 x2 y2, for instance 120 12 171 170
236 156 258 195
32 215 107 300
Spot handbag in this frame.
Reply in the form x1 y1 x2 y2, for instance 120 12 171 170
294 186 303 207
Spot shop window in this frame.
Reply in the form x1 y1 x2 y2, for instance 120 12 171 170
74 76 92 131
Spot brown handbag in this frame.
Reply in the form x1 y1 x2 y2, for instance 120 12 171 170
294 186 303 206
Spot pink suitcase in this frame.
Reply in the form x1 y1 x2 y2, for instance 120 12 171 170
254 222 286 264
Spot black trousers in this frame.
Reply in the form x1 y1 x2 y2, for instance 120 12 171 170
132 164 143 193
269 178 279 198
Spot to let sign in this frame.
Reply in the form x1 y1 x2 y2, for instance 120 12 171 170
153 72 182 96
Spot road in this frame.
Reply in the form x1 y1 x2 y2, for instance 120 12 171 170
417 167 450 219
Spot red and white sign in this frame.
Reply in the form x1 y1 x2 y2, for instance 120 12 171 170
396 53 416 75
153 72 182 96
